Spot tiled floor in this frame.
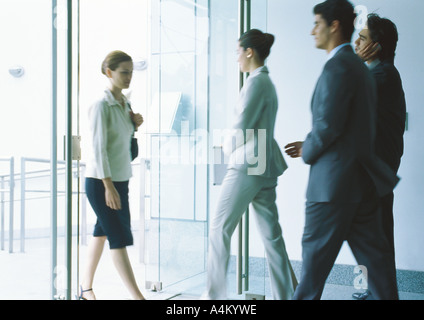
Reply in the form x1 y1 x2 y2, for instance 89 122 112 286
1 236 423 300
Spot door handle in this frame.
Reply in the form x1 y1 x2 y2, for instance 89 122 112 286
63 135 81 161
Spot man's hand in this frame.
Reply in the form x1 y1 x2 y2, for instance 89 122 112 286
357 42 381 62
284 141 304 158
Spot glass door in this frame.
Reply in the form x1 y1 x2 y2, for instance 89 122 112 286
144 0 270 299
208 0 242 300
50 0 81 300
0 0 80 300
208 0 270 299
0 0 269 301
78 0 150 300
143 0 209 297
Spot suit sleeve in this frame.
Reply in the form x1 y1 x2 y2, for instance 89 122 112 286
234 78 265 131
89 102 112 179
302 61 355 165
372 63 406 171
223 77 265 155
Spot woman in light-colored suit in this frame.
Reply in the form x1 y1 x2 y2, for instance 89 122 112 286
203 29 297 300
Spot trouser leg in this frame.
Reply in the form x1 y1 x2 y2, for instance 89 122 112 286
293 202 353 300
347 196 398 300
204 170 260 299
251 182 297 300
380 192 395 258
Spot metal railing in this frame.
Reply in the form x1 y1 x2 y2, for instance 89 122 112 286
0 157 14 253
0 157 86 253
1 156 148 264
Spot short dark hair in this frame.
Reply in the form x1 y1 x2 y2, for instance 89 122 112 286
367 13 398 63
313 0 356 42
239 29 275 61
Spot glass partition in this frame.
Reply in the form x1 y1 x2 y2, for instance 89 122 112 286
78 0 149 299
144 0 209 297
0 0 80 300
0 0 270 300
143 0 270 299
208 0 270 299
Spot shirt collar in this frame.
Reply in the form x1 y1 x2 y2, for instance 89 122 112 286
104 88 128 107
367 58 381 70
327 43 351 61
249 65 269 77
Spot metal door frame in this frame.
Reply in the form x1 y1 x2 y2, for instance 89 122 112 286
236 0 251 296
51 0 75 300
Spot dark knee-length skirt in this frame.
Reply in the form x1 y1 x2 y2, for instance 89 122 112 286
85 178 133 249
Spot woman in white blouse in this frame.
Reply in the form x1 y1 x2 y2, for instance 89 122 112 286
203 30 297 300
80 51 144 300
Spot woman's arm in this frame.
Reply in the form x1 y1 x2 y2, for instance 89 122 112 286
223 78 265 155
89 102 113 179
89 102 121 210
102 178 121 211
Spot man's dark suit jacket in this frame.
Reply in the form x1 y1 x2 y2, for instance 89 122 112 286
302 45 399 203
372 59 406 173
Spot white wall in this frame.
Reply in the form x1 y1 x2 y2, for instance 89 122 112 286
267 0 424 272
0 0 52 160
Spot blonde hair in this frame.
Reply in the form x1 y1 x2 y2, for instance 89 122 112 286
101 50 132 75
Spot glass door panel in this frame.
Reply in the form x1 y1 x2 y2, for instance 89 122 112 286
0 0 78 300
145 0 270 299
208 0 240 300
144 0 209 296
78 0 149 299
247 0 270 299
208 0 270 299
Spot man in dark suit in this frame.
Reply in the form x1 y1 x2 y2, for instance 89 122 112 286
351 13 406 300
285 0 399 300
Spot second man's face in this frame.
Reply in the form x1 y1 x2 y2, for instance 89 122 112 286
354 28 373 54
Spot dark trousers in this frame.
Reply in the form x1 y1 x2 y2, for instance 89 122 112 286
381 192 395 259
293 195 398 300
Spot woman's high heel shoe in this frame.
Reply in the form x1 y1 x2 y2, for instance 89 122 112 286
77 285 93 300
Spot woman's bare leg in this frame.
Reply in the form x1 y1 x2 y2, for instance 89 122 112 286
80 236 107 300
110 247 145 300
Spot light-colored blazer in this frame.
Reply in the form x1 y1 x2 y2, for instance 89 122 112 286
223 66 287 177
85 89 134 182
